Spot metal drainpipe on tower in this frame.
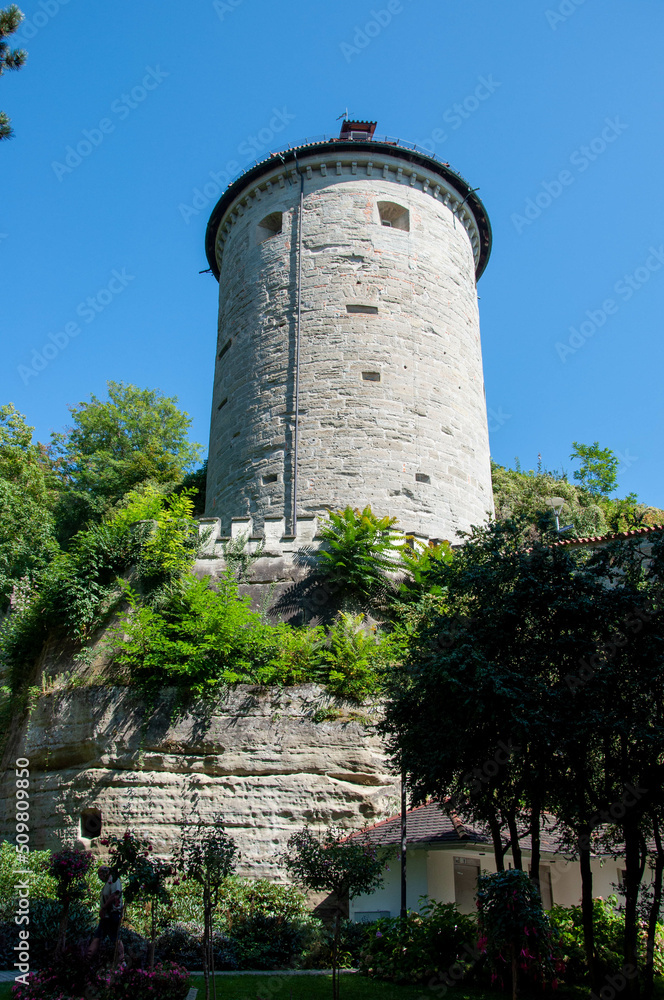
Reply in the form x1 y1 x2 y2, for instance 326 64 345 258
292 154 304 537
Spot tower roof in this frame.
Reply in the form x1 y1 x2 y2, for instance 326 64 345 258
204 131 492 280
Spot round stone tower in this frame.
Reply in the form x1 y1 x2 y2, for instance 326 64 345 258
204 120 493 540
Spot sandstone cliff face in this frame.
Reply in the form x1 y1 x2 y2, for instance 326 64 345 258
0 684 399 876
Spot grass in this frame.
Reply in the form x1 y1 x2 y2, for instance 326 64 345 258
2 974 661 1000
186 977 475 999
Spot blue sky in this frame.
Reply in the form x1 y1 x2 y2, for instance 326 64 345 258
1 0 663 504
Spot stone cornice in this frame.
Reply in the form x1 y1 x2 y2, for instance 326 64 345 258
205 140 492 280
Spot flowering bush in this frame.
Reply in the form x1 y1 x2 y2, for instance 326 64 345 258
46 850 93 901
11 968 72 1000
360 900 477 984
476 868 563 994
46 849 94 954
103 960 189 999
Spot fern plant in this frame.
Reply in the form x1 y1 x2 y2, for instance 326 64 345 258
316 506 403 616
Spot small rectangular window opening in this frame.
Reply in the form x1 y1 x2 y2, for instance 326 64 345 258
416 473 430 484
381 220 392 227
262 473 278 484
218 338 232 360
362 371 381 382
347 304 378 315
217 397 228 411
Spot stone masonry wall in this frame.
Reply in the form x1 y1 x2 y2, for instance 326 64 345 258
205 148 493 540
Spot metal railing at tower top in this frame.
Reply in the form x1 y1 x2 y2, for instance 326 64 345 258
220 134 475 196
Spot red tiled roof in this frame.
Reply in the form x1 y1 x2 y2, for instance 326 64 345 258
346 802 577 855
551 523 664 548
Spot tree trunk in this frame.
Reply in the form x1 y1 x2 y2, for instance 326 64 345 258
333 906 341 1000
578 826 599 994
211 917 217 1000
623 823 642 1000
202 891 210 1000
488 814 505 872
56 897 70 956
506 811 523 870
511 944 519 1000
529 800 541 890
149 900 156 970
643 818 664 1000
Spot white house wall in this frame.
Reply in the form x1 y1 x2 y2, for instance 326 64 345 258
350 848 651 920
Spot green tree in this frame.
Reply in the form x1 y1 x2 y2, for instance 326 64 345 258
380 516 664 996
49 381 203 535
176 821 238 1000
0 5 26 140
0 404 59 608
570 441 619 498
281 827 385 1000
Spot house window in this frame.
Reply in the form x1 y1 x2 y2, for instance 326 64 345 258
362 371 381 382
416 473 430 484
257 211 283 243
80 808 102 840
262 473 278 484
377 201 410 232
453 856 480 914
529 865 554 910
218 338 232 360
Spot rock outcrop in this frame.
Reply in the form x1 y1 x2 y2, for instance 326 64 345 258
0 684 399 875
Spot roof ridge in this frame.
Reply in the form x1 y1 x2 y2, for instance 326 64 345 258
551 523 664 548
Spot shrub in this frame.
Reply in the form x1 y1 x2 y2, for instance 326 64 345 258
12 946 99 999
0 898 95 970
548 897 664 985
360 900 477 984
155 924 238 971
102 960 189 1000
477 868 561 992
321 613 384 702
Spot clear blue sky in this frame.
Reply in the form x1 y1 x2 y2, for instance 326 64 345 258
2 0 663 504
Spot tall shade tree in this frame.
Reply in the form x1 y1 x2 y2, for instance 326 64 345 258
0 5 26 139
380 516 664 998
49 381 203 536
281 827 385 1000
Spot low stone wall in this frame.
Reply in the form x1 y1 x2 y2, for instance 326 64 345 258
0 684 399 876
195 513 428 613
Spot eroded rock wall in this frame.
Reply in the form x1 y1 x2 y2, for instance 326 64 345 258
0 684 399 876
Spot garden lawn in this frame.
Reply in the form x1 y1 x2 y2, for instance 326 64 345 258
188 978 486 1000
